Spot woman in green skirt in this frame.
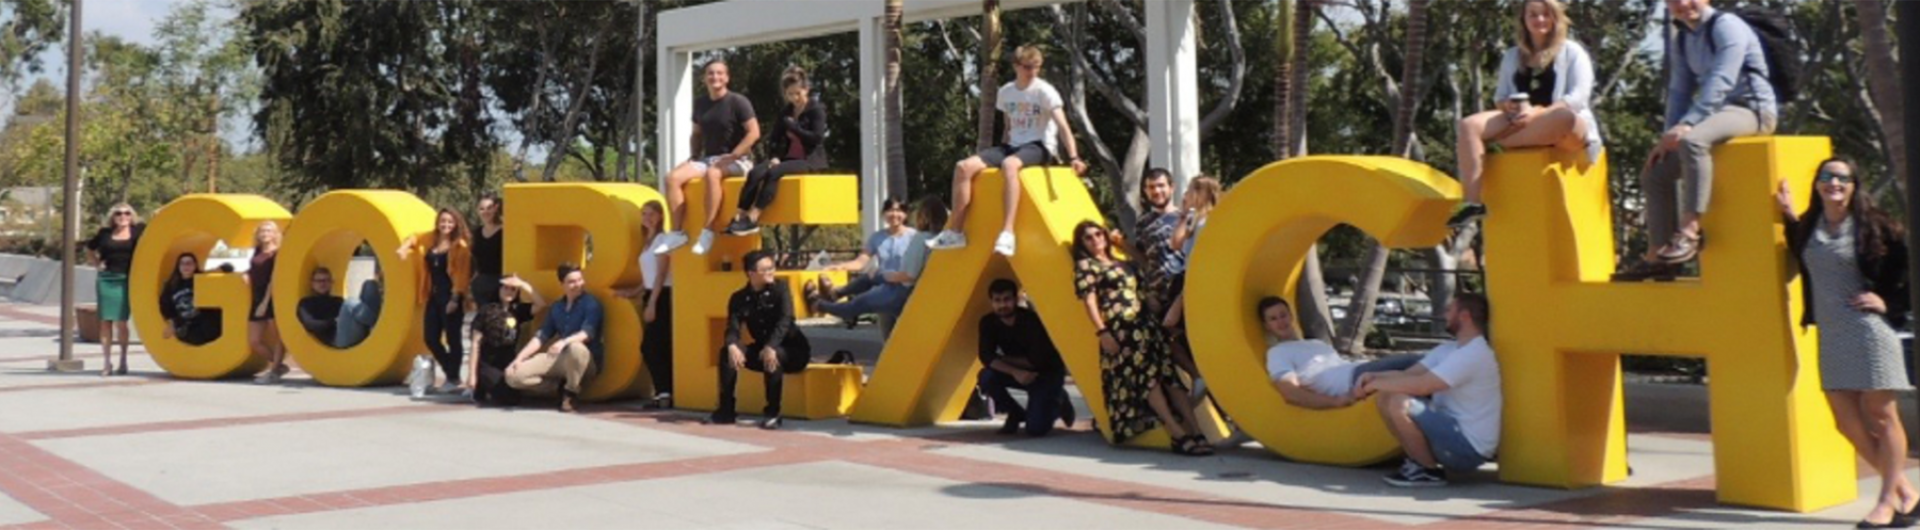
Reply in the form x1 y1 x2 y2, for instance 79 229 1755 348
87 203 144 376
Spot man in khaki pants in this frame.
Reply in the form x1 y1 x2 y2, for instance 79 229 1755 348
507 262 604 412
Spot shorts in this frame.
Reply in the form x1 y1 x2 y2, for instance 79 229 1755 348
976 143 1050 168
689 155 752 177
1407 399 1490 471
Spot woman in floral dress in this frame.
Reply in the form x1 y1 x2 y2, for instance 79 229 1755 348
1071 220 1211 456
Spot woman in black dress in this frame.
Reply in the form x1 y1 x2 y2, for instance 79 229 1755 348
471 194 505 306
1071 220 1211 455
247 221 287 384
86 203 143 376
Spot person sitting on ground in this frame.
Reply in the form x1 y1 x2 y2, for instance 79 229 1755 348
1447 0 1601 227
1617 0 1777 279
159 253 221 346
810 198 916 328
726 66 826 236
333 266 384 349
1257 296 1421 409
654 58 760 256
296 267 345 345
925 44 1087 257
707 250 812 430
470 275 545 406
505 263 603 413
1356 293 1501 488
977 278 1075 436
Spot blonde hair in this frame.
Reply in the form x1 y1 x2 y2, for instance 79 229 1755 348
1516 0 1570 71
1186 175 1223 210
254 220 281 251
1014 45 1044 66
103 202 139 229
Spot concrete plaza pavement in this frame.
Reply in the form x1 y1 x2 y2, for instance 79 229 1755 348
0 302 1903 529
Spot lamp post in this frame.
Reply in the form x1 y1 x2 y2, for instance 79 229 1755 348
48 0 83 372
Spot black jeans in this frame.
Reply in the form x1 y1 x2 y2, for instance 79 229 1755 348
979 367 1068 436
716 340 811 418
737 160 822 212
641 288 675 395
423 290 464 382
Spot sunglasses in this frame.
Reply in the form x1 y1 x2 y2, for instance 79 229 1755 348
1816 171 1854 184
111 211 132 217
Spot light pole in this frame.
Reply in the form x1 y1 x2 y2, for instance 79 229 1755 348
48 0 82 372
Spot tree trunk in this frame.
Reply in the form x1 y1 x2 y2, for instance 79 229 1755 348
1280 0 1333 341
976 0 1002 150
884 0 907 199
542 17 615 182
1337 0 1429 354
1858 0 1908 188
633 0 649 183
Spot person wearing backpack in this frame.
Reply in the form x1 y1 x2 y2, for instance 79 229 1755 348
1617 0 1779 281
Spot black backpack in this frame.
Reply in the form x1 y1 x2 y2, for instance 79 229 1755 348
1691 7 1803 104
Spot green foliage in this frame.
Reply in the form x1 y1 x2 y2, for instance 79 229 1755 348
0 0 65 91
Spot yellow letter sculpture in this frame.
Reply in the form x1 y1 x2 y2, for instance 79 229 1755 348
503 183 659 401
1482 138 1852 511
672 175 861 419
849 168 1216 448
1185 157 1459 465
131 195 292 379
275 191 433 386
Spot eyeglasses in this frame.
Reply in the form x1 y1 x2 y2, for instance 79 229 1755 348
751 266 778 274
1816 171 1854 184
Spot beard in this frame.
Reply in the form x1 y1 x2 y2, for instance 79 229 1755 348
1444 316 1460 336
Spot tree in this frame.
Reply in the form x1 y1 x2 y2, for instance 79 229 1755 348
242 0 495 195
1335 0 1431 353
1274 0 1336 341
883 0 906 200
1856 0 1905 188
0 0 65 94
976 0 1001 151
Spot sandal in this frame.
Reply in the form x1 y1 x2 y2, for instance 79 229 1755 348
1611 260 1680 283
1171 435 1214 457
1654 231 1703 264
817 274 837 301
802 280 821 313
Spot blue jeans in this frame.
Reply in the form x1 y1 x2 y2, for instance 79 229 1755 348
819 274 910 322
1348 354 1423 388
978 367 1067 436
1408 399 1489 471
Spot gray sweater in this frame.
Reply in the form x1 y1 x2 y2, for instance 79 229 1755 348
1665 6 1777 129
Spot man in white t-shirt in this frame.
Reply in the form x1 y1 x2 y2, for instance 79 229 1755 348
1259 297 1422 409
926 44 1088 257
1355 293 1501 488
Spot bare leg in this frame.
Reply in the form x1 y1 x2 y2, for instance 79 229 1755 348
1162 379 1205 435
1864 391 1916 522
1143 381 1189 440
947 157 986 231
99 321 114 374
115 321 130 370
1489 106 1581 149
702 167 726 231
664 163 704 232
1454 110 1507 204
1378 392 1438 468
998 158 1024 233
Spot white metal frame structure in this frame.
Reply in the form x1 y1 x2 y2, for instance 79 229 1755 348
656 0 1200 233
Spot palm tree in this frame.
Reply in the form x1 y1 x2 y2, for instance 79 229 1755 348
1336 0 1430 353
1857 0 1906 187
1276 0 1335 341
976 0 1002 150
883 0 907 199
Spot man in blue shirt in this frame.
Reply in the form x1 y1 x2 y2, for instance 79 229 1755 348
1623 0 1776 279
507 262 603 412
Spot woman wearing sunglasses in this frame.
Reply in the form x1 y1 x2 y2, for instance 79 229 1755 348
87 204 144 376
1778 158 1915 528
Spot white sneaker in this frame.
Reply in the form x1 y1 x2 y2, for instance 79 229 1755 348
691 230 716 255
992 231 1016 257
652 231 689 255
927 230 968 250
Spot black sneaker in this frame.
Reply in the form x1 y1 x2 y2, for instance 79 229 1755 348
997 414 1025 435
758 416 784 430
703 413 738 425
1447 203 1487 227
1382 459 1448 487
727 217 760 236
1056 394 1077 429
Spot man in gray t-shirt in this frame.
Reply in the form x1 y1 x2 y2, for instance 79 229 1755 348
925 44 1088 258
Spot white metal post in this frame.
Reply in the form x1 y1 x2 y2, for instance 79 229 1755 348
655 48 693 198
1145 0 1201 190
858 15 885 234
